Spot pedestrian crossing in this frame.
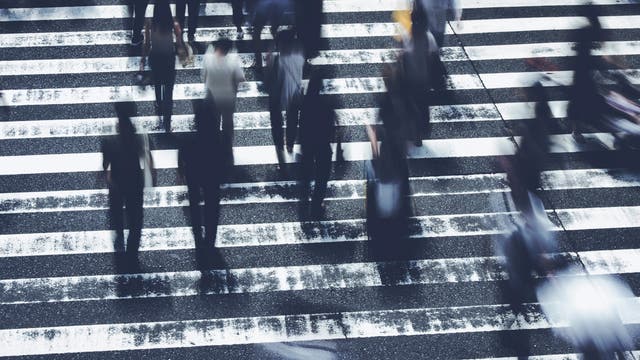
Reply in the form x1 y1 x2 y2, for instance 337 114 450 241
1 0 639 358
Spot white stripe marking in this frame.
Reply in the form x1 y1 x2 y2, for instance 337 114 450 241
1 299 639 357
1 248 638 305
0 101 569 140
0 132 623 176
4 70 638 107
0 23 399 48
1 205 639 257
1 1 633 22
2 168 638 214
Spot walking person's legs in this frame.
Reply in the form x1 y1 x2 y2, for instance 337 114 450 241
285 94 301 152
124 186 144 267
186 0 201 42
131 0 149 45
232 0 245 37
108 186 125 251
176 0 187 40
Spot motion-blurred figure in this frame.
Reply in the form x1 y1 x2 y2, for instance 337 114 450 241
130 0 149 46
176 0 201 43
400 1 439 146
140 0 187 133
507 82 553 214
299 69 337 219
366 67 411 260
103 102 154 271
537 267 637 360
232 0 257 39
252 0 294 73
418 0 462 47
202 38 245 163
178 99 224 270
267 30 305 160
294 0 323 59
568 5 605 142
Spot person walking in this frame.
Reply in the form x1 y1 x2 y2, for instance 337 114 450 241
400 2 439 146
176 0 201 43
102 102 154 271
232 0 257 40
418 0 462 47
277 30 305 153
252 0 294 73
299 69 337 219
179 99 225 270
140 0 187 133
202 38 245 163
130 0 150 46
294 0 323 59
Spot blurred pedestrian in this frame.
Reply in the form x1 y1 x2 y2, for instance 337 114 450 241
418 0 462 47
176 0 200 44
140 0 187 133
202 38 245 163
366 67 411 259
267 30 304 158
130 0 150 46
252 0 294 73
103 102 154 271
568 5 605 142
299 69 338 219
507 82 553 214
179 99 225 270
400 2 439 146
537 268 636 360
294 0 323 59
232 0 257 40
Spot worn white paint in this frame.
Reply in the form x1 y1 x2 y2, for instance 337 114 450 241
0 132 626 175
0 23 400 48
0 101 570 140
3 204 640 257
2 168 639 214
1 1 632 22
3 41 640 77
1 299 639 357
1 248 638 305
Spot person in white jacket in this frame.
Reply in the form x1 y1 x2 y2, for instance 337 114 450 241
419 0 462 46
202 38 245 159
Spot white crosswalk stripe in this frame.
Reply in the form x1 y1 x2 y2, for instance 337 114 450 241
1 0 639 358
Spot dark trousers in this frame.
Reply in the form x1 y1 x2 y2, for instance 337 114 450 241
269 91 284 148
300 145 331 206
131 0 149 36
232 0 257 30
187 179 221 269
176 0 201 39
151 58 176 132
109 184 144 258
252 6 285 70
285 96 301 148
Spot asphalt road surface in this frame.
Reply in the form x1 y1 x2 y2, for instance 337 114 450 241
1 0 640 359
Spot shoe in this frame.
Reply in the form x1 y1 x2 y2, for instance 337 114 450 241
286 145 294 153
130 32 143 46
236 29 244 40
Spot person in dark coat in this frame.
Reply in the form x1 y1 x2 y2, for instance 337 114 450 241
103 102 153 271
299 69 337 219
140 0 187 132
129 0 149 46
252 0 293 73
178 98 225 270
568 5 606 141
294 0 323 59
232 0 257 39
176 0 201 43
